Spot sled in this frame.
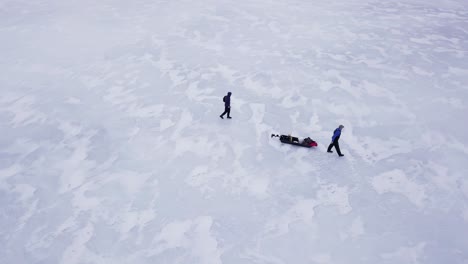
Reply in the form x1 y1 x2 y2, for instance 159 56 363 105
271 134 318 148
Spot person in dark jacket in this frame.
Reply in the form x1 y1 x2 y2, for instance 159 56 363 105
327 125 344 157
220 92 232 119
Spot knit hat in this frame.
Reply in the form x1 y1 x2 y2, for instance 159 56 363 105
339 125 344 129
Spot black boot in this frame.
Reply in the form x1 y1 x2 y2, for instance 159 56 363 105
327 143 334 153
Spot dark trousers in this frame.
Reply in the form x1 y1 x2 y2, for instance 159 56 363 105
327 140 342 156
220 106 231 117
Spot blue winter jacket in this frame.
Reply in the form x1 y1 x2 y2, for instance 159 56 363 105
331 128 342 142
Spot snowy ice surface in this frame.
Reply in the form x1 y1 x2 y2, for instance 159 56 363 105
1 0 468 263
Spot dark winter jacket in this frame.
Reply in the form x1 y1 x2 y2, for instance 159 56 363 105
331 128 342 142
224 93 231 107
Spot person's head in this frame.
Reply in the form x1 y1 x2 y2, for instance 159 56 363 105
228 92 232 96
339 125 344 130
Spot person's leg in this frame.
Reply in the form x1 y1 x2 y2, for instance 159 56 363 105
220 106 228 118
327 143 334 152
334 141 343 156
227 107 231 118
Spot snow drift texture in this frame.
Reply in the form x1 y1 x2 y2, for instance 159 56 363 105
1 0 468 263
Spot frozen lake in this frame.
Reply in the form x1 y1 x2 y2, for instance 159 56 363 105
1 0 468 263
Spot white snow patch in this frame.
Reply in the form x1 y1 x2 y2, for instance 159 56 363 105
448 67 468 75
246 176 270 199
159 118 175 131
316 184 352 214
381 242 426 264
412 66 433 77
0 164 22 182
60 223 94 264
372 169 427 208
349 216 365 238
154 217 222 264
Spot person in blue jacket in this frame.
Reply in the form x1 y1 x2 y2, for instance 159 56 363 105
220 92 232 119
327 125 344 157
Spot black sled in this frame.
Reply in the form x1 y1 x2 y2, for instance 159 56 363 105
271 134 318 148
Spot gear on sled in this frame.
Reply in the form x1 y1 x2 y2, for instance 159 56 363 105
271 134 318 148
